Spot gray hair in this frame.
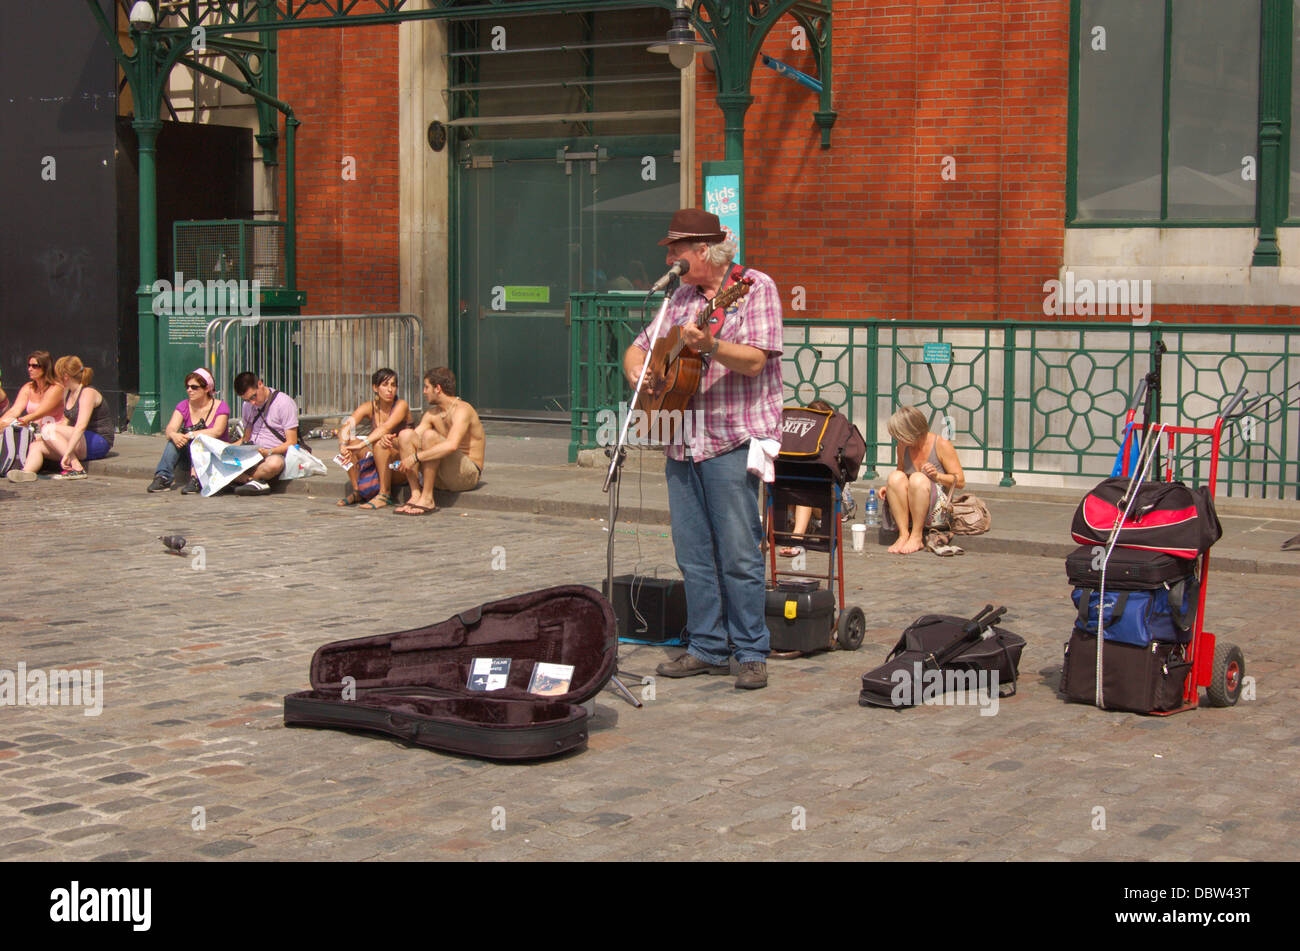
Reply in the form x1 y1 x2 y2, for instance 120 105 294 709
698 237 738 268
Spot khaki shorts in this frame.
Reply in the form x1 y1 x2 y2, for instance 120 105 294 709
433 451 481 492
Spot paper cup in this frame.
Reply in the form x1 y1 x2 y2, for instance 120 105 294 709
851 523 867 551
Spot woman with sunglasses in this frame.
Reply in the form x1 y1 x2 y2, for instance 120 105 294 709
147 368 232 494
1 352 65 482
336 367 410 508
21 355 115 480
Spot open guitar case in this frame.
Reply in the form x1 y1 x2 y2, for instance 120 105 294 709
284 585 618 760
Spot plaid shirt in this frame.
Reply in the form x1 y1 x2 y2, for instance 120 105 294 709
634 267 784 462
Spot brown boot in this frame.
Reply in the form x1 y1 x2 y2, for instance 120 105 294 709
735 661 768 690
655 653 730 678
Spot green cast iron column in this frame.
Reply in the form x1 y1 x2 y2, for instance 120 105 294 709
1000 325 1017 486
286 116 299 289
1252 0 1290 266
716 92 754 164
130 26 163 434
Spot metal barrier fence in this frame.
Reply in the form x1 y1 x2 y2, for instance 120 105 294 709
569 295 1300 499
206 313 424 424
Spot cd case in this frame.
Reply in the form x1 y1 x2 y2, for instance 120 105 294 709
467 657 512 691
528 662 575 696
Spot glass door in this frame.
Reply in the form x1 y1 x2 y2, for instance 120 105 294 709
454 135 679 417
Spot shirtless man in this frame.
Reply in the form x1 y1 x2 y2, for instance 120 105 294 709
394 367 485 515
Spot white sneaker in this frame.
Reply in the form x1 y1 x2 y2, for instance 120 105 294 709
234 479 271 496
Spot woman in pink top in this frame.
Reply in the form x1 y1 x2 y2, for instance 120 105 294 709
1 351 65 482
0 351 65 429
147 368 232 494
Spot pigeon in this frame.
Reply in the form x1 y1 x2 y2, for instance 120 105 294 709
160 535 187 555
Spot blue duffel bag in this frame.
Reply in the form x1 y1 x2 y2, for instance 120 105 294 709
1071 575 1198 646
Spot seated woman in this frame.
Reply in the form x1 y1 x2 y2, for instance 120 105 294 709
29 356 116 480
882 404 965 555
336 367 410 509
2 350 65 483
147 368 231 493
778 399 853 556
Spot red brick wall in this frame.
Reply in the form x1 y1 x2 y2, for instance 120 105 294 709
695 1 1296 327
695 1 1068 322
273 5 1295 328
277 24 400 315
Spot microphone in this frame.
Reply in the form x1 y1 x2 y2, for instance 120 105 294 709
650 259 690 292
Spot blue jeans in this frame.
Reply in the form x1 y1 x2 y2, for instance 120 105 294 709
665 443 769 665
155 440 192 481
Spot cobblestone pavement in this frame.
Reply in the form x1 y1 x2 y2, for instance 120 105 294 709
1 475 1297 862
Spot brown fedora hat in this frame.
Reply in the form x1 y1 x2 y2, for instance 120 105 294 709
658 208 727 246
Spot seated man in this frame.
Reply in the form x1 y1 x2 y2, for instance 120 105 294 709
231 371 299 496
394 367 484 515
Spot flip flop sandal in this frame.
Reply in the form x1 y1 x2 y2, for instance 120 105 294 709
779 546 805 557
360 493 393 510
337 490 366 506
394 504 438 516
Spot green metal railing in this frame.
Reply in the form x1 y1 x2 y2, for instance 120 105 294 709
570 293 1300 499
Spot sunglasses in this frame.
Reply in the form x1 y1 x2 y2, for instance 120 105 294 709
28 362 41 368
185 384 205 391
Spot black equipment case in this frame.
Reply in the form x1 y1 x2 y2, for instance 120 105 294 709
284 585 617 760
765 580 836 653
859 606 1025 708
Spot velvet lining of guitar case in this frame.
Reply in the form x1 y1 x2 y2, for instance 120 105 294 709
284 585 618 760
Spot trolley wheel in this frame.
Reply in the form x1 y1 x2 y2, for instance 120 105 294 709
1206 642 1245 707
835 606 866 652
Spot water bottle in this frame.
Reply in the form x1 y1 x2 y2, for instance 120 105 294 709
865 489 880 528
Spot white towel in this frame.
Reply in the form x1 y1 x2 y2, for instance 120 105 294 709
747 438 782 483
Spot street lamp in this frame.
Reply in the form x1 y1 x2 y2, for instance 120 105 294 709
128 1 156 31
649 1 713 69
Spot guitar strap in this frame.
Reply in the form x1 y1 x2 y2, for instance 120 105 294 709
705 264 749 342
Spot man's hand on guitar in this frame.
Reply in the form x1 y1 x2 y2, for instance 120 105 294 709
625 349 663 397
680 322 713 354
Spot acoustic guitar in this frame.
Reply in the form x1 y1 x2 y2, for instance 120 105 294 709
634 276 754 443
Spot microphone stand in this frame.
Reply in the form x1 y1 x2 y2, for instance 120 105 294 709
600 284 678 708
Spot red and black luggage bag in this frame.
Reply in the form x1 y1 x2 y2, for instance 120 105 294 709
284 585 617 760
1070 476 1221 559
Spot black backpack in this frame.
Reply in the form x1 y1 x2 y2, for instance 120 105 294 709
859 607 1025 709
778 406 867 485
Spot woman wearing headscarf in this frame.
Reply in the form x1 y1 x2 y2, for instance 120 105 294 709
147 367 232 494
